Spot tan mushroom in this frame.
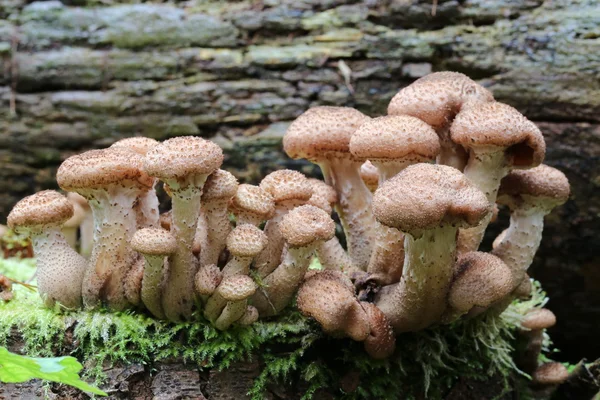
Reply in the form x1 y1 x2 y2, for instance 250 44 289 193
237 305 259 326
204 274 257 330
221 224 268 278
194 264 223 303
228 184 275 226
361 302 396 360
531 362 569 397
517 308 557 375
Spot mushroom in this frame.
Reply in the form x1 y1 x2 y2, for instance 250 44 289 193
517 308 557 375
194 264 223 303
372 164 490 333
57 148 154 310
350 115 440 286
7 190 86 308
360 302 396 360
110 137 161 229
442 251 514 323
450 102 546 254
251 205 336 317
255 170 313 278
237 305 259 326
296 271 370 341
195 169 239 267
388 71 494 170
283 106 375 270
130 228 177 319
0 275 13 302
228 184 275 227
143 136 223 321
531 362 569 396
204 274 257 330
359 161 379 193
492 164 570 289
221 224 268 278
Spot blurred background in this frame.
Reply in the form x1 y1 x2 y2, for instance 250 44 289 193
0 0 598 363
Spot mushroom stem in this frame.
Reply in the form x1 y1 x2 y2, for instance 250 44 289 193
316 236 354 272
199 204 231 267
140 255 167 319
366 225 405 285
222 255 252 277
134 189 160 228
215 300 248 330
321 159 375 270
255 205 294 278
375 226 457 333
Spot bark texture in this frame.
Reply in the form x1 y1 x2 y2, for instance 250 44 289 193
0 0 599 363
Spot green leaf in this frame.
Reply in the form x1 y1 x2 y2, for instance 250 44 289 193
0 347 107 396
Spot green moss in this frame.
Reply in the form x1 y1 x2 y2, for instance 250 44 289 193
0 257 558 399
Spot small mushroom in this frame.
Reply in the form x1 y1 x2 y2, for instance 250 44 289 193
517 308 557 375
237 305 259 326
0 275 13 302
531 362 569 397
221 224 268 278
131 228 177 319
204 274 257 330
7 190 87 308
360 302 396 360
194 264 223 303
228 184 275 226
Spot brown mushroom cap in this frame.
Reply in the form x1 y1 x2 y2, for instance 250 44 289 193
373 164 490 234
131 228 177 256
226 224 268 257
361 302 396 360
229 184 275 220
8 190 73 229
521 308 557 330
279 205 336 248
497 164 570 207
217 275 257 301
195 264 223 296
349 115 440 163
388 72 494 128
307 194 333 214
202 169 239 202
143 136 223 182
360 161 380 192
532 362 569 386
450 102 546 169
58 148 154 192
307 179 337 205
283 106 370 161
449 252 514 312
237 305 259 326
259 170 313 204
110 137 159 155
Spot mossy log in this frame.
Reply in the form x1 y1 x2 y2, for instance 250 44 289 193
0 0 599 367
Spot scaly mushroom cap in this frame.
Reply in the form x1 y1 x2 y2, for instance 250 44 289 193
131 228 177 256
259 170 313 204
8 190 73 230
202 169 239 202
227 224 268 257
373 164 490 235
307 194 332 214
195 264 223 296
110 137 159 155
279 205 336 248
57 148 154 192
307 179 337 205
297 271 370 341
388 72 494 128
450 102 546 169
349 115 440 163
532 362 569 386
143 136 223 183
237 305 259 326
283 106 370 161
521 308 557 331
360 161 380 192
229 184 275 221
449 252 514 312
497 164 570 208
217 275 257 301
361 302 396 360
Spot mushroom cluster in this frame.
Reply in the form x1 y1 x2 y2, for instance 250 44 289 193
6 72 569 362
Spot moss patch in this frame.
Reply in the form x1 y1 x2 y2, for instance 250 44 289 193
0 257 555 399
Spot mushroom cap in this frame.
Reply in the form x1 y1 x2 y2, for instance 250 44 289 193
521 308 557 330
229 184 275 220
449 252 514 312
360 161 380 192
217 275 257 301
450 102 546 168
237 305 259 326
283 106 370 161
349 115 440 163
57 148 154 192
532 362 569 386
226 224 268 257
497 164 570 208
110 137 159 155
373 164 490 234
361 302 396 359
259 170 313 204
195 264 223 296
143 136 223 181
8 190 73 229
307 179 337 205
131 228 177 256
307 194 333 214
279 205 336 248
388 71 494 128
202 169 239 202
